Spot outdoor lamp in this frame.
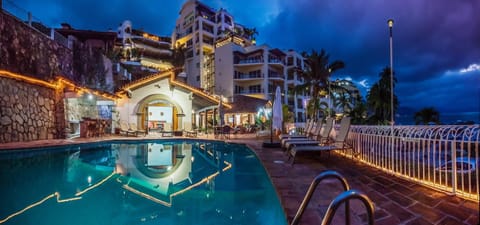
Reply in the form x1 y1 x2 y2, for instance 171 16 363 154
388 19 394 28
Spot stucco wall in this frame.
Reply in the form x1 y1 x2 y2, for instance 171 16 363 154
116 79 192 131
0 77 65 143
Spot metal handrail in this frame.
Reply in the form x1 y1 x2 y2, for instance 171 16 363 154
291 170 350 225
321 189 375 225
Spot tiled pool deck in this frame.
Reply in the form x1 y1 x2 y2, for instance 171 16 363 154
1 134 478 225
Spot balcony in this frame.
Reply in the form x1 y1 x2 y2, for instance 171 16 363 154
268 71 284 79
234 88 264 94
234 72 263 80
235 58 264 65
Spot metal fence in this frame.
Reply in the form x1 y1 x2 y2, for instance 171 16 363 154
343 125 479 201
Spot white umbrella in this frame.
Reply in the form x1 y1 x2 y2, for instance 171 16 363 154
218 96 224 126
272 86 283 134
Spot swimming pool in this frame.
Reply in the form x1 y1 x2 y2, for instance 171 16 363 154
0 140 287 225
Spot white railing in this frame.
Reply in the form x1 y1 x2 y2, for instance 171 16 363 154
343 125 479 201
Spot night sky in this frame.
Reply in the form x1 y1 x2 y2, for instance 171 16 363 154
8 0 480 118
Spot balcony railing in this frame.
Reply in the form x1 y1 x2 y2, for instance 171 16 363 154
234 73 263 79
340 125 479 201
268 72 284 79
234 89 264 94
236 59 264 64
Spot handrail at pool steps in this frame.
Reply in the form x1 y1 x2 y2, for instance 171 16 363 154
290 170 375 225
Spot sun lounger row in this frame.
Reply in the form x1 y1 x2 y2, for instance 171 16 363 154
119 121 146 137
286 117 352 165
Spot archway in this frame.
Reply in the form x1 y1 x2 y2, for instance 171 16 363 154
134 94 185 131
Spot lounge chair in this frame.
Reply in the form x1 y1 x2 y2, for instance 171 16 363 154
288 117 352 165
161 123 173 137
279 119 314 139
281 119 324 146
283 117 334 150
183 123 198 138
119 121 135 136
129 123 146 136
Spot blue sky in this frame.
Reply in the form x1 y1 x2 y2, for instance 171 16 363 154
6 0 480 115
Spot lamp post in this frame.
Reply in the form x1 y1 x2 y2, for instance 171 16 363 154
388 19 394 127
388 18 394 171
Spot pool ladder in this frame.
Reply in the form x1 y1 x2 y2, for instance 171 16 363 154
290 170 375 225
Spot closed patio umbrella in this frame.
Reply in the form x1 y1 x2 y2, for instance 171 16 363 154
272 86 283 134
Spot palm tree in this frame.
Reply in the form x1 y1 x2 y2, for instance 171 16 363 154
366 67 398 124
293 49 345 119
243 27 258 40
347 100 368 124
414 107 440 125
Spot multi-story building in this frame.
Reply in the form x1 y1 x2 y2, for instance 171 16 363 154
173 0 307 122
117 20 173 80
172 0 254 93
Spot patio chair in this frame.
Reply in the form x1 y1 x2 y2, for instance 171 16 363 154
183 123 198 138
161 123 173 137
288 117 352 165
280 120 323 147
282 117 334 150
120 121 135 136
279 119 314 139
129 123 146 137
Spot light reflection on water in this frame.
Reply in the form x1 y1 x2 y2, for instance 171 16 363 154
0 140 287 225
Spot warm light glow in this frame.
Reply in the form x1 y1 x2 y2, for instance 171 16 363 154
142 33 160 42
0 70 58 89
0 171 116 224
0 70 120 101
388 19 394 27
121 161 232 207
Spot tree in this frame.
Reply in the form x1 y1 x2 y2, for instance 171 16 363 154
293 49 345 119
243 27 258 40
366 67 398 124
347 100 368 124
414 107 440 125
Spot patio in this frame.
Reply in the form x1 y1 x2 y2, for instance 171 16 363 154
0 133 478 225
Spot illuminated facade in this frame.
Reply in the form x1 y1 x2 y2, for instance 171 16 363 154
117 20 173 75
172 0 254 93
173 0 307 122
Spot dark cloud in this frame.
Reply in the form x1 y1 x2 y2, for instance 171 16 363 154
10 0 480 115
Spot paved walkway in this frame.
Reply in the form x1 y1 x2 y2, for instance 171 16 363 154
1 134 478 225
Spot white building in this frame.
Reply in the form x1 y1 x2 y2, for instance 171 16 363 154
172 0 307 122
115 70 230 133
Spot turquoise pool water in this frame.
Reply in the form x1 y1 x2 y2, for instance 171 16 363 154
0 140 287 225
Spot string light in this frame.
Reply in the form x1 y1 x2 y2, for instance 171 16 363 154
0 171 117 224
0 70 120 100
117 69 232 109
122 161 232 207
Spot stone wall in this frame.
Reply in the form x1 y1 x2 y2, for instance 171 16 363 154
0 77 64 143
0 11 73 80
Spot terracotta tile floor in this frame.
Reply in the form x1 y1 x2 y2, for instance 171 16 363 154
1 134 478 225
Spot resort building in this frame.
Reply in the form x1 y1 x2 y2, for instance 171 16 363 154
116 20 173 84
173 0 307 122
115 70 229 135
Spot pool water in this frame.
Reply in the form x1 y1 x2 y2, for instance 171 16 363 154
0 140 287 225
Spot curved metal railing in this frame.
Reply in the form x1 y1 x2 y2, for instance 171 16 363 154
345 125 479 201
321 189 375 225
291 170 351 225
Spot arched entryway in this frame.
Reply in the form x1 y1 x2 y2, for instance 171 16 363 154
134 94 185 132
